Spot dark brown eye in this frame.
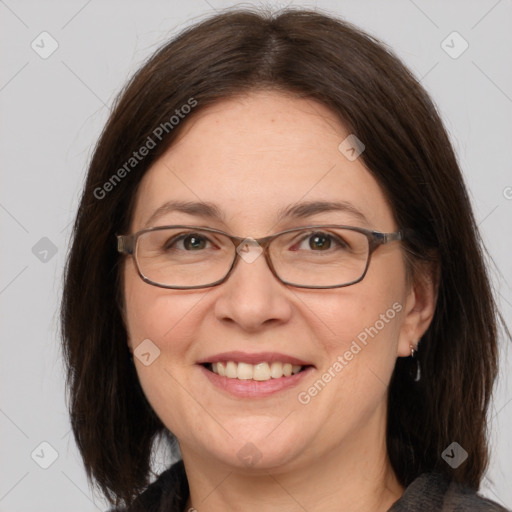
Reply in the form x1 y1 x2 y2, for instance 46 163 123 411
164 233 209 251
309 233 332 250
182 235 207 250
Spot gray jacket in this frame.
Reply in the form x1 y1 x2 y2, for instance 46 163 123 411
109 460 510 511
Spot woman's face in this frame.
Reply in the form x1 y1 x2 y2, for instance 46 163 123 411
123 91 424 473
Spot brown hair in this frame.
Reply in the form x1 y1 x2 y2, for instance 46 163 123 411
61 7 504 508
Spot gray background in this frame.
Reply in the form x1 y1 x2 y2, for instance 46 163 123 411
1 0 511 510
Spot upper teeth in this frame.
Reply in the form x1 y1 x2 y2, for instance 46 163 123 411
210 361 303 381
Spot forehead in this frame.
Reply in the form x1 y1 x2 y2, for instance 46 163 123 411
131 91 396 234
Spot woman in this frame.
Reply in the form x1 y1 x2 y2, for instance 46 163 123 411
61 7 509 512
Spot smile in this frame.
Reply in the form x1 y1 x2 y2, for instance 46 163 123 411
205 361 306 381
198 353 314 397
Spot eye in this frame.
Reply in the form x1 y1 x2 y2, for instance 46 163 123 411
295 231 348 251
165 233 211 251
307 232 332 251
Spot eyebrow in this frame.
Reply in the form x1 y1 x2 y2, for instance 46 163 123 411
277 200 370 226
143 199 370 228
143 200 225 228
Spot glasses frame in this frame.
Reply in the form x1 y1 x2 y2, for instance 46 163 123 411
117 224 405 290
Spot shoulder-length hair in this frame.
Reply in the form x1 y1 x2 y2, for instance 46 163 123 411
61 7 503 508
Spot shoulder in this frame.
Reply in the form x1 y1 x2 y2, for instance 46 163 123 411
388 472 510 511
107 459 189 512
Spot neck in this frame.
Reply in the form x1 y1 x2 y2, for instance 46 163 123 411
181 407 404 512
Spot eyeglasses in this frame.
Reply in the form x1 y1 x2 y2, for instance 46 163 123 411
117 224 405 290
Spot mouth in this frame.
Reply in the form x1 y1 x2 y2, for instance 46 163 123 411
201 361 312 381
197 352 315 398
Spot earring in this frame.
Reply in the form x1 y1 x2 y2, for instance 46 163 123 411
409 341 421 382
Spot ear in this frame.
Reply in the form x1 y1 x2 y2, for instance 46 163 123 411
397 261 438 357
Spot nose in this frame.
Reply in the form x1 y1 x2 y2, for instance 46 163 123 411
213 244 293 332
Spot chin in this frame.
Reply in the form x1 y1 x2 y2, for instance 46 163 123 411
193 426 310 472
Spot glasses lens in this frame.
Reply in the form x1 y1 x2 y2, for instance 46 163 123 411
270 227 370 287
136 227 234 287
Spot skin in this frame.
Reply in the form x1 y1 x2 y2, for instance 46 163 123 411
122 90 437 512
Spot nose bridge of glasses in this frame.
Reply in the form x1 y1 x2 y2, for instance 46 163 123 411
232 234 272 267
232 233 273 250
220 235 284 291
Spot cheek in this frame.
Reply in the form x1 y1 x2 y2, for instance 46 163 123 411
303 290 404 399
298 251 407 396
123 259 203 351
294 284 405 436
303 262 405 356
123 270 212 437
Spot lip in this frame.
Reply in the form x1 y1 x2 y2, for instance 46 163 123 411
199 364 315 398
197 351 313 367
